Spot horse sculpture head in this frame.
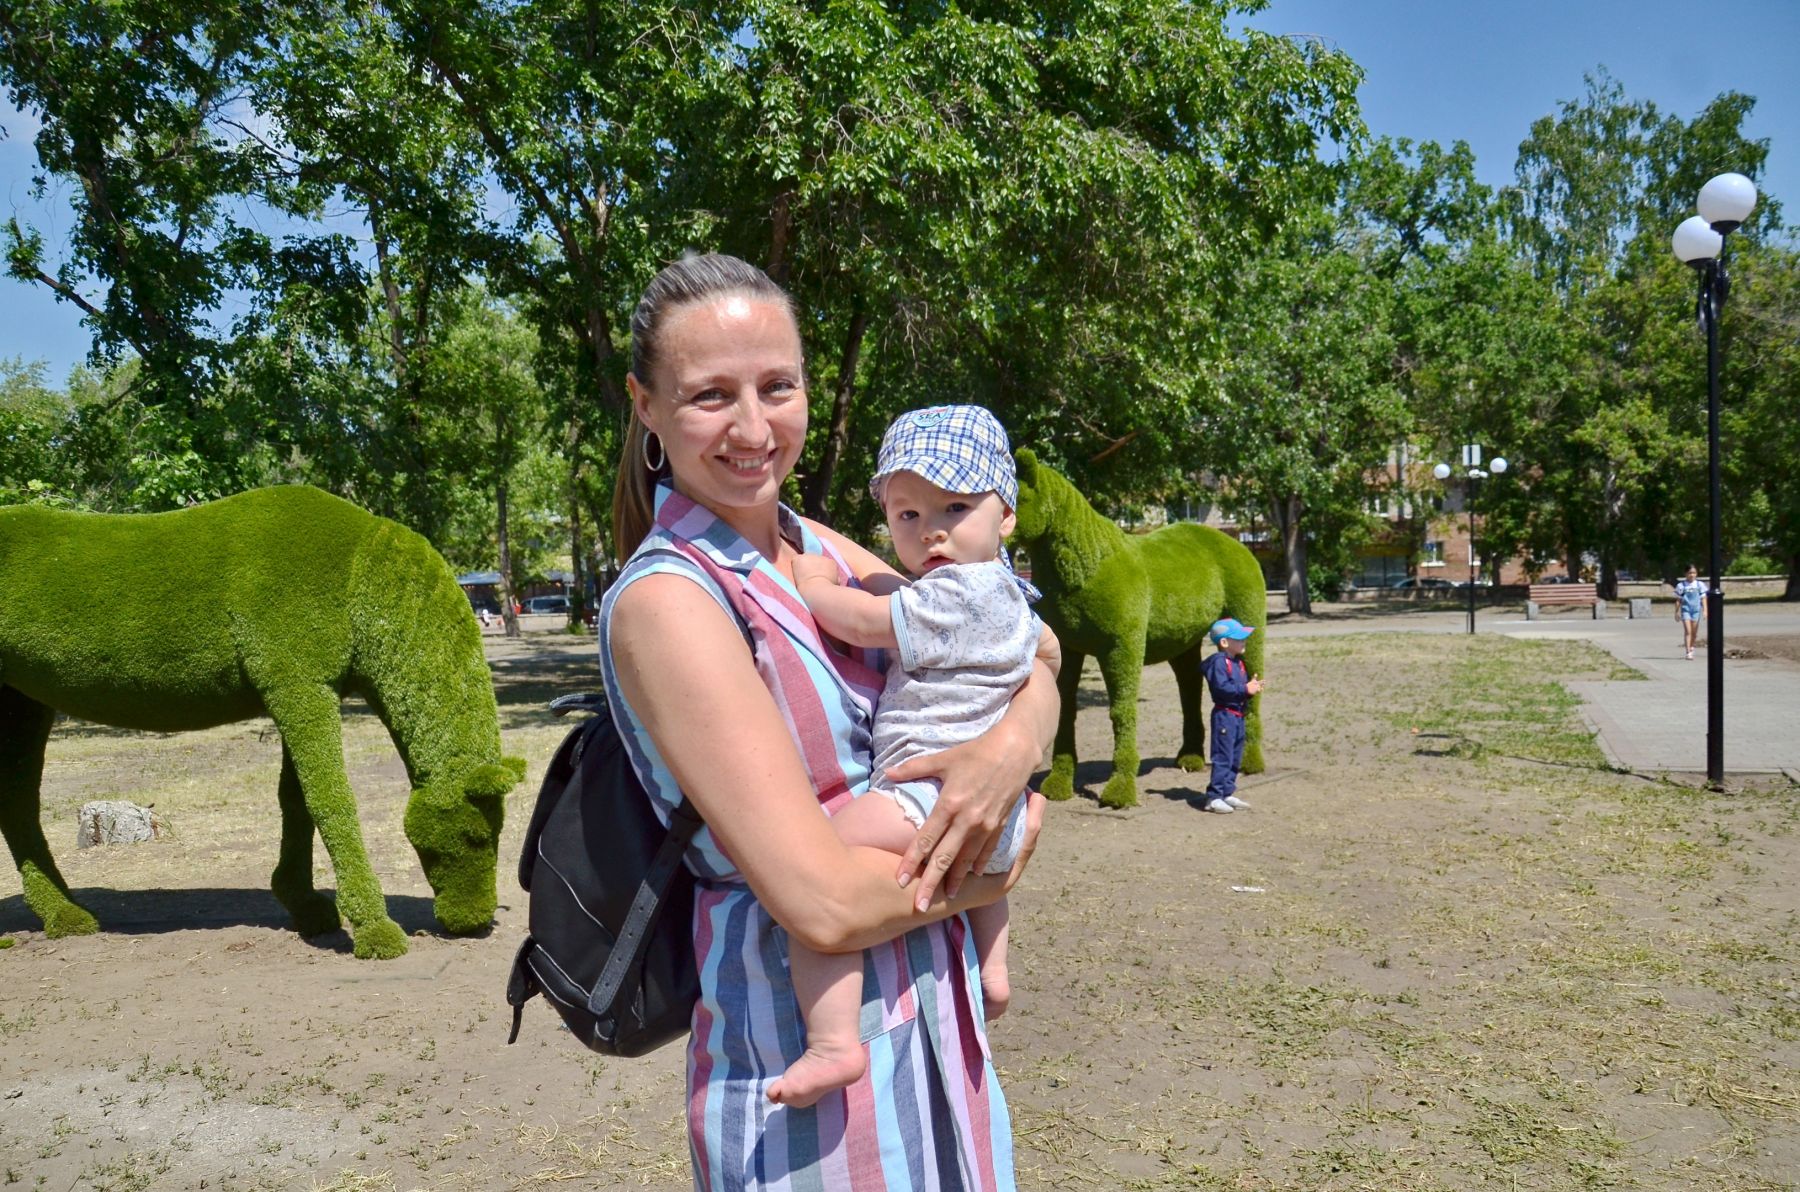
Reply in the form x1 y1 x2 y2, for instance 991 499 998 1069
1011 448 1056 545
403 755 526 934
346 517 529 939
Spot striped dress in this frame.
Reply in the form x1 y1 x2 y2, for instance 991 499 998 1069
598 485 1017 1191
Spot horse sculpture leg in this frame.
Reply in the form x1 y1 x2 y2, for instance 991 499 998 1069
271 744 345 938
259 683 408 959
1039 651 1087 801
1171 645 1208 772
1096 636 1148 809
0 685 99 937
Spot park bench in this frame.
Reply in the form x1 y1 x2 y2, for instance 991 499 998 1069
1526 582 1606 621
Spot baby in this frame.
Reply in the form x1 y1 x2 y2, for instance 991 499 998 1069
771 404 1053 1108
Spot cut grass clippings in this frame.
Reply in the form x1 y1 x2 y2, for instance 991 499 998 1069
4 629 1797 1191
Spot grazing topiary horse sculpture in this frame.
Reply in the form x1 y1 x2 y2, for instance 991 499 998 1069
1011 450 1266 809
0 487 525 958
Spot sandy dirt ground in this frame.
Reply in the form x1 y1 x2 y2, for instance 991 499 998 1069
3 628 1797 1191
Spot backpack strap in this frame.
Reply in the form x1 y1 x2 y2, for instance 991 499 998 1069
579 553 754 1025
586 796 704 1019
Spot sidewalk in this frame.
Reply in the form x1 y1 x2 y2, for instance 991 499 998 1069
1493 603 1800 779
1266 600 1800 779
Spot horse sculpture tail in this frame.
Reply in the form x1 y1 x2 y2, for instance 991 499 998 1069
344 519 525 933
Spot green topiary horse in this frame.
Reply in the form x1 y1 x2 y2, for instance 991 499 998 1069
0 487 525 958
1012 450 1265 809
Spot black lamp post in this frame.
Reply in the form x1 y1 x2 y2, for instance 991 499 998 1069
1434 447 1507 635
1672 171 1758 788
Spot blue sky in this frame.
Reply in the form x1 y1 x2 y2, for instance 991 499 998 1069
4 0 1795 384
1244 0 1798 210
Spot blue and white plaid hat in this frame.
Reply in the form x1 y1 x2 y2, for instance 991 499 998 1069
869 405 1018 509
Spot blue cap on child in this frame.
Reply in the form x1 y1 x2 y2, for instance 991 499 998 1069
869 405 1018 509
1209 618 1255 645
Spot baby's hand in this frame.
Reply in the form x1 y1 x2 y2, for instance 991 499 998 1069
792 554 841 590
1247 676 1264 695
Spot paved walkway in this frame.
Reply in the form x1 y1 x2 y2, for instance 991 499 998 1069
1267 600 1800 780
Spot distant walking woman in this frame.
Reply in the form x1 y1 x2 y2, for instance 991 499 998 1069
1675 565 1706 660
598 254 1058 1189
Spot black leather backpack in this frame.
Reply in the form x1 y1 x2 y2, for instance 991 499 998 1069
505 692 702 1057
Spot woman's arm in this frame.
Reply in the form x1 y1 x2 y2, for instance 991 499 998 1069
610 573 1040 953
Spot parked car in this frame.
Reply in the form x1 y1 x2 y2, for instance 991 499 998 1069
1389 577 1457 591
523 594 571 615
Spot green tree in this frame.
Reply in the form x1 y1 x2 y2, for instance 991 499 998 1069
1498 72 1782 595
1725 242 1800 597
0 358 77 506
419 290 550 638
1212 233 1406 614
1 0 371 507
717 1 1363 535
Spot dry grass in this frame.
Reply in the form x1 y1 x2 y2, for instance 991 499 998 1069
3 630 1797 1190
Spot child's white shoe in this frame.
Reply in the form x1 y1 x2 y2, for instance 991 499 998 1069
1203 798 1234 814
1224 795 1251 810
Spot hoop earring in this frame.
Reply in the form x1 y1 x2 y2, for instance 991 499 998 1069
641 431 666 473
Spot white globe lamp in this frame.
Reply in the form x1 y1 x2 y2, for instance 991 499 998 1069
1672 216 1722 265
1697 172 1757 233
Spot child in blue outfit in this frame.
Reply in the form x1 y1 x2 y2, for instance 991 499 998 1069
1200 617 1263 814
1674 564 1705 660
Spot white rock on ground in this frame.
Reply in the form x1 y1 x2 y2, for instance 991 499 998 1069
74 800 163 849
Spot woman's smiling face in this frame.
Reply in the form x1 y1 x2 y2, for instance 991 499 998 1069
630 293 807 519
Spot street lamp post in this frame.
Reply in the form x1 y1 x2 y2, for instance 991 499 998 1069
1433 447 1507 635
1672 171 1758 788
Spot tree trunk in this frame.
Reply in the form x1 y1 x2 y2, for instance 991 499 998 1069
584 302 623 406
1275 493 1310 616
1598 557 1618 602
567 471 585 633
1785 552 1799 601
766 187 794 286
803 295 869 523
371 208 407 383
565 418 586 632
496 413 519 639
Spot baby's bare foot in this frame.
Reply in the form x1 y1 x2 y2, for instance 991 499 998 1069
767 1040 868 1108
981 967 1011 1021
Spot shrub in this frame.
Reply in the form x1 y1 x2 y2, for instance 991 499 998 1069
1726 553 1779 577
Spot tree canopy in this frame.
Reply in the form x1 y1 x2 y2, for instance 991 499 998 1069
3 4 1794 600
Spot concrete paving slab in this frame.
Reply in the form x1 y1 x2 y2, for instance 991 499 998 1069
1492 605 1800 774
1268 600 1800 777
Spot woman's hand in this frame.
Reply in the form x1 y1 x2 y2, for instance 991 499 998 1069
883 715 1043 910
